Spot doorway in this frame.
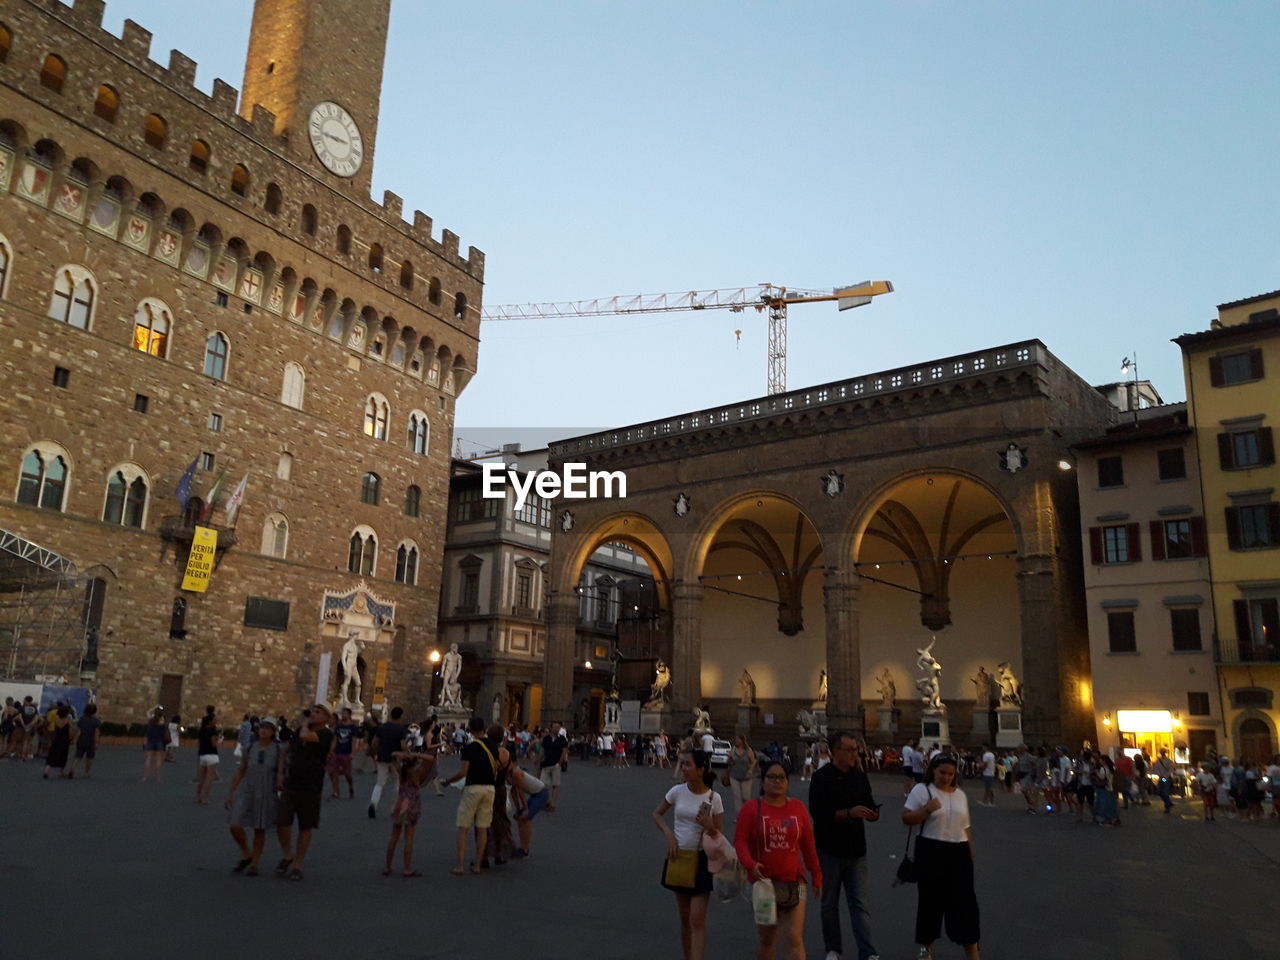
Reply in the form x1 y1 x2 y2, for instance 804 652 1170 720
1187 728 1217 764
158 674 183 717
1238 718 1275 764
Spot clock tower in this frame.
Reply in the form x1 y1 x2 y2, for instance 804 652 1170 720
240 0 390 195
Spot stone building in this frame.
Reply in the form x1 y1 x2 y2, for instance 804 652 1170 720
0 0 482 721
1175 292 1280 763
541 340 1119 748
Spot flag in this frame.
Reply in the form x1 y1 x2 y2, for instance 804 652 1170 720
175 458 198 509
201 467 228 523
224 473 250 527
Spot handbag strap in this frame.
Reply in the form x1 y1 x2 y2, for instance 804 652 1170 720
904 783 932 852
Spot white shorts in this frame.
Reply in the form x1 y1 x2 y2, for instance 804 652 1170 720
199 754 220 767
540 764 562 787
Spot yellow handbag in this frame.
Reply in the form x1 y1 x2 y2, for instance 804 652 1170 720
663 848 699 888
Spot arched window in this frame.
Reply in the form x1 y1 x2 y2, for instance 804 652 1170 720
404 484 421 517
264 182 282 214
363 395 389 440
360 472 381 505
395 542 419 585
0 24 11 63
368 242 383 273
300 204 317 236
399 260 414 290
454 292 468 320
144 113 166 149
407 411 429 455
348 527 377 575
93 84 119 122
280 362 305 409
428 277 442 306
16 445 69 511
203 332 228 380
230 164 249 197
276 452 293 480
337 224 352 255
132 298 171 358
40 54 66 93
189 139 210 174
261 513 289 559
48 266 96 329
169 597 187 638
102 466 148 528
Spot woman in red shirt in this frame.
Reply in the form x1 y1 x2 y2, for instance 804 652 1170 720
734 760 823 960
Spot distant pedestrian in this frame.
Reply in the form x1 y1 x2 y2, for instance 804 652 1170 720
225 717 284 876
540 720 568 811
367 706 407 819
42 704 73 779
652 749 724 960
1014 745 1037 813
1153 748 1176 813
727 735 758 815
1 698 18 758
384 745 434 877
67 703 101 779
979 745 996 807
486 724 514 866
1133 749 1152 805
142 708 168 781
1092 754 1120 825
506 761 550 858
328 707 359 799
1195 763 1218 821
18 696 39 760
359 711 379 772
196 712 221 804
165 714 181 763
441 716 499 875
275 705 334 881
902 753 980 960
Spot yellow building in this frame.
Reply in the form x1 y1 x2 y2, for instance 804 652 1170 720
1175 293 1280 763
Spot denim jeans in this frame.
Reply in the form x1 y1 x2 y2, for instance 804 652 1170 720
1156 777 1173 810
817 850 877 959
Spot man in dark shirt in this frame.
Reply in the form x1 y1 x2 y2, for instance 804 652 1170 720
540 720 568 810
367 706 407 819
442 716 499 874
276 704 334 881
328 707 359 799
808 730 881 960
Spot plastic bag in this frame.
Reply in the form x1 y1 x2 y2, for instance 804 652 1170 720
233 742 243 759
752 878 777 926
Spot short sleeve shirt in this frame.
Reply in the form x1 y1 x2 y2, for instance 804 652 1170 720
462 739 499 786
375 722 407 763
334 723 359 756
905 783 970 843
664 783 724 850
286 728 334 791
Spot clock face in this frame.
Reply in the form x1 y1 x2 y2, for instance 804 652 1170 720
308 102 364 177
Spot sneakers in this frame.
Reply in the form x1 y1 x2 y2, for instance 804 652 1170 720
825 953 841 960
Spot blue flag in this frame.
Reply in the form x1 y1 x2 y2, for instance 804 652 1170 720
175 458 198 509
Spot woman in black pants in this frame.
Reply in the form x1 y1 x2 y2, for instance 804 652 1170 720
902 754 979 960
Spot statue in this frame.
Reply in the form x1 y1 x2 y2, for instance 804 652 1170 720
604 697 621 728
692 704 712 733
491 692 504 724
996 661 1023 707
971 666 993 710
817 669 828 703
438 642 463 707
738 669 756 706
875 668 896 708
795 709 826 739
646 658 671 706
915 638 944 711
339 632 365 706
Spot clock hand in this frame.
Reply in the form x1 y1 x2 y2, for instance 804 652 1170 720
325 133 348 145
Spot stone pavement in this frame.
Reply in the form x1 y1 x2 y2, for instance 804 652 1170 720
1 748 1276 959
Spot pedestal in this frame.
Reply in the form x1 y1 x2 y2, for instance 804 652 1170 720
433 704 471 731
920 708 950 747
339 700 367 724
736 703 760 736
971 708 992 743
873 706 899 744
640 704 670 734
995 707 1023 748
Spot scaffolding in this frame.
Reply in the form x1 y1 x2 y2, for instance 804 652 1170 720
0 528 88 683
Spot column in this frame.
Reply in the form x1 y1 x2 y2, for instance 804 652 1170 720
670 581 704 717
823 568 862 732
1016 551 1084 746
541 592 578 726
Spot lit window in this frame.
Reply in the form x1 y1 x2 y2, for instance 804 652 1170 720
363 395 389 440
48 266 95 329
93 84 118 121
132 299 171 358
144 113 166 149
16 447 68 511
230 164 249 197
203 332 228 380
189 139 210 173
40 54 66 93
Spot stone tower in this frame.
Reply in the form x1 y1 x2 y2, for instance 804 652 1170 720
240 0 391 197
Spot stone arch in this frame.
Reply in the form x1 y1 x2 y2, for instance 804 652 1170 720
556 510 674 611
1234 710 1277 764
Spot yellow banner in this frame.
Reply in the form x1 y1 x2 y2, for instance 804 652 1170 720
180 526 218 592
373 659 389 697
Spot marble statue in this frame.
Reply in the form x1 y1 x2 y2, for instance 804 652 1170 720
971 666 992 710
875 668 896 707
491 692 504 724
818 669 828 703
692 704 712 733
795 708 826 739
439 642 463 707
996 661 1023 707
915 639 944 711
646 658 671 706
339 632 365 706
738 669 756 706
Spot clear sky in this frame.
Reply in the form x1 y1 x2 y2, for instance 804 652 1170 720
105 1 1280 452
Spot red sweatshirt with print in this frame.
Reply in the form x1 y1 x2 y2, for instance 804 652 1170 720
733 797 822 886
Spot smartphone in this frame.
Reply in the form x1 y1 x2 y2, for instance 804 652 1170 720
699 801 712 816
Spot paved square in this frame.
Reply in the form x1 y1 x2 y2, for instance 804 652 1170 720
2 748 1276 959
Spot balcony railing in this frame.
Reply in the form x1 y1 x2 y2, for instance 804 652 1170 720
158 516 238 550
1213 635 1280 664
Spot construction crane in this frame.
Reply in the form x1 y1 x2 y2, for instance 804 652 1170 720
481 281 894 395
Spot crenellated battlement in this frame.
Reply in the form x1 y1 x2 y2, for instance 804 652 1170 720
31 0 484 280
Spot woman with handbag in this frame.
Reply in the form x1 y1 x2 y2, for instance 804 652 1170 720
653 749 725 960
733 760 822 960
902 754 980 960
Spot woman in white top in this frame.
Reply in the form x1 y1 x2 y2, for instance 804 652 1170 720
902 753 980 960
652 749 725 960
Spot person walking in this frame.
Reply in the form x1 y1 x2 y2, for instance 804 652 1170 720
195 711 221 804
41 704 73 779
142 707 168 781
384 745 435 877
727 735 759 816
1013 745 1037 813
67 703 101 779
736 759 823 960
1092 754 1120 825
275 705 334 881
902 754 980 960
652 749 724 960
1195 763 1218 821
1153 748 1176 813
225 716 285 876
367 706 407 818
1133 749 1152 805
165 714 182 763
441 715 500 875
328 707 359 799
540 720 568 811
978 745 996 807
808 731 881 960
